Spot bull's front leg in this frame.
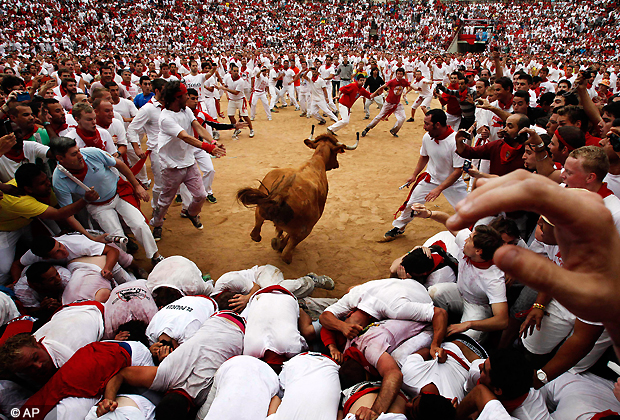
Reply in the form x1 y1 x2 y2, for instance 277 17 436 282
250 210 265 242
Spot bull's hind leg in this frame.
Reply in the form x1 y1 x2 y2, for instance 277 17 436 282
271 228 285 252
250 210 265 242
281 234 303 264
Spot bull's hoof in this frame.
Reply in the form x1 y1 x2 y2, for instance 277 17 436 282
271 238 282 252
251 234 262 242
281 254 293 264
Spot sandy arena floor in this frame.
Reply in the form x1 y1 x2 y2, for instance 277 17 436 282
136 92 454 298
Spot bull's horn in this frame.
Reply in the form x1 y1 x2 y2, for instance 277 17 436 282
336 132 360 150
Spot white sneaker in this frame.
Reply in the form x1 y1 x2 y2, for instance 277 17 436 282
249 130 255 138
295 106 300 111
250 117 255 121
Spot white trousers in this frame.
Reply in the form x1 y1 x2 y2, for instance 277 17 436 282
364 95 384 117
201 98 218 119
327 103 351 133
149 150 164 209
310 98 337 122
368 102 406 133
446 113 462 131
393 179 468 229
325 82 337 112
0 225 32 285
180 149 215 209
87 195 158 259
268 86 281 109
278 84 298 107
250 92 272 120
299 92 311 115
428 282 493 342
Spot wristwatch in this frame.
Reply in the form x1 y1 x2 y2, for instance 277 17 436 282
536 369 548 384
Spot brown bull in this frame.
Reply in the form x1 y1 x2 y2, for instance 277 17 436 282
237 129 359 264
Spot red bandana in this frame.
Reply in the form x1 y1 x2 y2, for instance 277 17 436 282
591 410 620 420
554 129 575 151
67 163 89 182
500 141 524 164
433 126 454 144
3 146 25 162
500 392 529 413
463 255 494 269
76 127 105 150
597 183 614 198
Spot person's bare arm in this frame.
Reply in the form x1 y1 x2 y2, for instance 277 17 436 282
425 167 463 202
430 307 449 362
448 302 509 335
191 119 215 143
575 73 602 132
97 367 158 416
101 244 120 280
406 155 429 185
410 203 456 233
113 158 149 201
178 128 226 157
363 353 402 418
319 311 363 339
228 282 261 312
39 188 98 220
476 98 511 121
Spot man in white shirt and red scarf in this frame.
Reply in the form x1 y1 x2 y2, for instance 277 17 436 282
65 103 118 156
150 81 226 241
219 64 254 139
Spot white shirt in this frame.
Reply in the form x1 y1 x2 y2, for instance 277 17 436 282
112 98 138 131
146 295 217 345
127 98 162 151
98 119 128 149
308 76 328 101
184 73 207 97
319 64 336 84
203 75 218 100
603 193 620 234
20 233 105 266
0 141 50 183
282 68 296 86
422 231 458 287
411 77 432 97
14 266 71 308
268 69 281 87
419 130 465 184
34 304 104 368
604 174 620 197
157 107 197 169
204 356 279 420
222 74 246 101
66 126 118 155
455 230 506 306
325 278 435 322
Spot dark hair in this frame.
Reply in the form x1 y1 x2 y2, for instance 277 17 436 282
488 349 533 400
556 125 586 150
514 90 530 103
407 393 456 420
556 106 589 132
472 225 503 261
213 291 235 312
426 109 447 126
355 74 366 81
14 163 44 189
602 101 620 120
49 136 77 158
140 76 150 84
558 79 572 89
26 262 54 285
532 75 543 85
162 81 184 108
151 78 167 93
155 392 191 420
31 236 58 258
187 88 199 96
489 217 520 240
115 320 149 348
494 76 513 93
516 73 533 85
103 81 118 89
338 358 367 390
539 92 556 107
401 248 434 278
556 90 579 106
60 78 76 90
395 67 405 75
477 77 490 87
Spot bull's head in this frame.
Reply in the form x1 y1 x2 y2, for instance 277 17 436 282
304 129 359 170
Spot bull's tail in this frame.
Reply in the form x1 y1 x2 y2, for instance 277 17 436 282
237 178 295 225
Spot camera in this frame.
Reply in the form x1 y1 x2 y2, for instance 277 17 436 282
463 160 472 173
16 92 31 102
582 67 595 80
610 133 620 153
0 120 13 137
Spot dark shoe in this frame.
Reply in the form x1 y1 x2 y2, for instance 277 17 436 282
151 255 165 265
153 227 162 241
175 194 182 203
318 119 326 125
407 118 415 122
207 194 217 203
364 114 370 120
188 214 204 230
180 208 189 218
126 238 139 254
384 227 405 239
390 128 399 137
361 128 369 137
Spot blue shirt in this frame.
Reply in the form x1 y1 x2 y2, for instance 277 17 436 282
52 147 119 207
134 92 155 109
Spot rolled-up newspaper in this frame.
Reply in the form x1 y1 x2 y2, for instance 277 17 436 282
57 164 92 192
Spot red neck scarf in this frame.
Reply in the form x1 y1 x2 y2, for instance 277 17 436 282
598 183 614 198
4 146 25 162
121 80 132 88
231 75 240 81
59 85 67 96
433 126 454 144
67 163 89 182
96 118 111 129
463 255 494 269
312 74 319 82
55 122 69 133
500 392 529 413
76 127 105 150
498 95 513 110
22 126 38 140
500 141 524 164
